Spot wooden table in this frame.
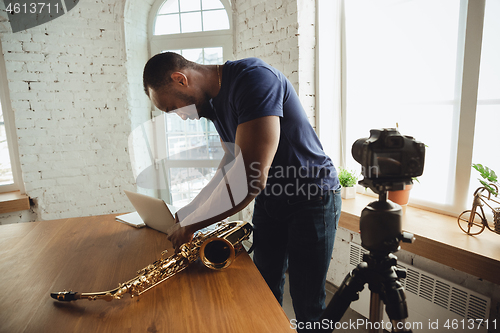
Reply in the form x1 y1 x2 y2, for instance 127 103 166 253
0 215 294 333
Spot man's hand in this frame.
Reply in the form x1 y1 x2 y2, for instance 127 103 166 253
167 213 193 252
167 223 194 251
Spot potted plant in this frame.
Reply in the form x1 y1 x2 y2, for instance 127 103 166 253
388 182 414 206
338 168 358 199
472 163 499 196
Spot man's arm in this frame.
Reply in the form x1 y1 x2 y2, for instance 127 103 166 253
174 141 235 222
168 115 280 248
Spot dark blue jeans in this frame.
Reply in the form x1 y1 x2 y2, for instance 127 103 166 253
252 188 342 328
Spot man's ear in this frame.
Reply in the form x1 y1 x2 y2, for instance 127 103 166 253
171 72 188 87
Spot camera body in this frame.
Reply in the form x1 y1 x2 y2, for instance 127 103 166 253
352 128 425 253
352 128 425 191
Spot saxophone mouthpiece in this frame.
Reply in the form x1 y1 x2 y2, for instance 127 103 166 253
50 291 80 302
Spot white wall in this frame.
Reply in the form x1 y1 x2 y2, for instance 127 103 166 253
0 0 139 222
233 0 316 126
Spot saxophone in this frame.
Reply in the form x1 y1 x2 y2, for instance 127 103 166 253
50 221 252 302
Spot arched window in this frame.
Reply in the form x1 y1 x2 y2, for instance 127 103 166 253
154 0 230 35
149 0 233 60
147 0 233 207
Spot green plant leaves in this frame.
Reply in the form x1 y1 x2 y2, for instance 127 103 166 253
472 163 499 196
338 168 358 188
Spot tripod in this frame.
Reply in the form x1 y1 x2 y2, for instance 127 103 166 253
315 185 414 333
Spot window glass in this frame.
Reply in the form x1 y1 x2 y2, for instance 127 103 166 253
151 0 231 205
344 0 460 205
470 0 500 195
181 12 202 33
154 0 229 35
162 47 223 66
179 48 203 63
476 0 500 101
165 116 222 161
203 47 223 64
180 0 201 12
155 14 180 35
170 167 217 207
160 49 224 206
202 0 224 10
202 10 230 31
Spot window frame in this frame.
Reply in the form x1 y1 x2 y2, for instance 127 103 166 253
146 0 233 204
0 42 25 194
317 0 492 216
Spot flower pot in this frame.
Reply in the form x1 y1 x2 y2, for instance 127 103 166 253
341 186 356 199
388 184 413 206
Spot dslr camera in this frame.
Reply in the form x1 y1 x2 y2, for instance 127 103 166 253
352 128 425 193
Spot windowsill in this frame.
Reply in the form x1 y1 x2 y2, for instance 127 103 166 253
339 194 500 285
0 191 30 214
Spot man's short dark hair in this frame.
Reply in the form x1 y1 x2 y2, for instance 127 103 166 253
143 52 196 96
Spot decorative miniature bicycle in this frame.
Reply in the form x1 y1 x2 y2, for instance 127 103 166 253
457 184 500 235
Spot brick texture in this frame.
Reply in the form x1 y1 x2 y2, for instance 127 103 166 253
0 0 156 223
0 0 316 224
233 0 316 125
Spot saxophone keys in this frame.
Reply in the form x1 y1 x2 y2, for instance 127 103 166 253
49 222 251 303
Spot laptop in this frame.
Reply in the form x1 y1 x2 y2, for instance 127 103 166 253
120 190 179 234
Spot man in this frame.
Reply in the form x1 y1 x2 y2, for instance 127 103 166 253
142 52 342 328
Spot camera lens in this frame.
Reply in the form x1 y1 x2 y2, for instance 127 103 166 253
352 138 367 165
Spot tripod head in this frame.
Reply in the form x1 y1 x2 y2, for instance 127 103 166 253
358 178 414 255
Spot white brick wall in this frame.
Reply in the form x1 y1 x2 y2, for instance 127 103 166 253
0 0 147 223
297 0 316 124
0 209 37 225
234 0 299 85
233 0 316 126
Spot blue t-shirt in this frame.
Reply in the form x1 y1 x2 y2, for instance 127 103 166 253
211 58 339 198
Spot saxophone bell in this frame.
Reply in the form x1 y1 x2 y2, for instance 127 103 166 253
199 237 236 270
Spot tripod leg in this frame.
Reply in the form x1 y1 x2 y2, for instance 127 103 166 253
362 253 413 333
368 292 383 333
382 278 413 332
314 263 368 333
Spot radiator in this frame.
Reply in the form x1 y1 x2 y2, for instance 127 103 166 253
347 243 492 333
